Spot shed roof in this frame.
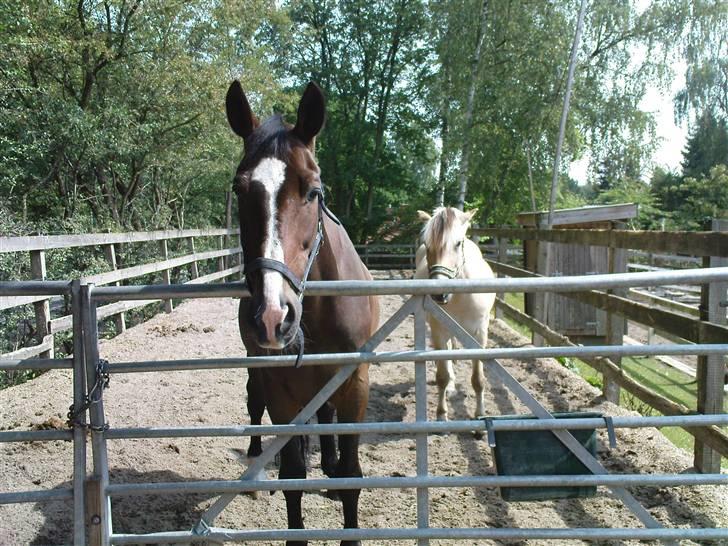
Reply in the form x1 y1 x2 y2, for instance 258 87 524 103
517 203 638 227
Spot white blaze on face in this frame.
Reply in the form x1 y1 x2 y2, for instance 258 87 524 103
252 157 287 311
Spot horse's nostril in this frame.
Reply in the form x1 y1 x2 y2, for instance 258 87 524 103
283 303 295 326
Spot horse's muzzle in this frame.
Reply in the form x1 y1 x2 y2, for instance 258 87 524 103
432 293 452 305
254 299 299 349
429 270 454 305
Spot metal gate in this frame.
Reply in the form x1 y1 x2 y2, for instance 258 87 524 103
2 267 728 544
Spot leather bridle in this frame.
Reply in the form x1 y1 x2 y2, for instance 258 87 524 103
244 186 340 368
428 241 465 280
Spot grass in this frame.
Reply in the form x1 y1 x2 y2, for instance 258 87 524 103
497 292 727 468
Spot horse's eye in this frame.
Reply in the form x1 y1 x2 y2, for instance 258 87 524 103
306 188 320 203
456 240 463 247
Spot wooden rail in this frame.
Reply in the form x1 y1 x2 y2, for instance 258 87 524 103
484 221 728 473
494 298 728 458
0 228 237 253
1 228 242 361
473 227 728 258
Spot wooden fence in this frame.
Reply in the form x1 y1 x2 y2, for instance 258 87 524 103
0 228 242 362
473 221 728 473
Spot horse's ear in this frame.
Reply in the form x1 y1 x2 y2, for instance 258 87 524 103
226 80 258 139
417 210 432 222
293 82 325 148
464 209 478 223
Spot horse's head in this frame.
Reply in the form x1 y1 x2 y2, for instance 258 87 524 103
226 80 326 350
418 207 477 304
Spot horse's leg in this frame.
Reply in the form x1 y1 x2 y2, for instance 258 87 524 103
430 319 454 421
471 321 490 421
336 433 363 546
317 401 338 478
246 369 265 458
279 436 308 546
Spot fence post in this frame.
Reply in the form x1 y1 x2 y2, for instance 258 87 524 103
70 280 87 546
495 237 506 320
187 237 199 280
224 191 233 269
695 218 727 473
30 249 53 359
158 240 173 313
532 239 550 346
217 236 226 273
414 298 429 546
102 244 126 334
603 240 626 404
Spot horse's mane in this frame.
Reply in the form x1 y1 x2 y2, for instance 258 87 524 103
422 207 458 247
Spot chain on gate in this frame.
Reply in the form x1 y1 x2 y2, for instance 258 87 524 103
67 358 110 431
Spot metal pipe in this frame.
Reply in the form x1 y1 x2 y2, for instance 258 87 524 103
71 279 87 546
106 473 728 496
109 527 728 544
423 298 667 532
0 280 72 296
414 304 429 545
0 429 73 442
87 267 728 300
102 413 728 440
0 488 74 504
193 296 422 532
81 285 112 545
105 343 728 373
0 358 73 370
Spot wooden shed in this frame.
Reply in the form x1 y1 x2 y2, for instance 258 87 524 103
520 203 638 343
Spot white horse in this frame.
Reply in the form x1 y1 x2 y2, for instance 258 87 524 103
415 207 496 421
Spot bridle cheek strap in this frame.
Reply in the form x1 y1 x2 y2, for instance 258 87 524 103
244 188 337 368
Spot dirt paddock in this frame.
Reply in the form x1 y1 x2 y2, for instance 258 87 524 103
1 271 727 545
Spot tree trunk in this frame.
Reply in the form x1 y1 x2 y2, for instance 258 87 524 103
456 0 489 211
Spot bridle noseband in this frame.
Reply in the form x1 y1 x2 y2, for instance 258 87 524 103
428 241 465 281
244 186 340 368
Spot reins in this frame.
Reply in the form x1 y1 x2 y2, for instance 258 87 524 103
244 187 340 368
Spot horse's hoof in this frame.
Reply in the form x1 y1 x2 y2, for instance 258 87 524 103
245 489 261 499
286 541 307 546
340 541 361 546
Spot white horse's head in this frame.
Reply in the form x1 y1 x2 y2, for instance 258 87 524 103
417 207 477 304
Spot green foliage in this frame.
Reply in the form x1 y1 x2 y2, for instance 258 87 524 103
2 0 724 241
0 0 282 232
681 110 728 179
677 165 728 229
649 109 728 230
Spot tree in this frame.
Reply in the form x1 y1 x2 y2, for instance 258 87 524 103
285 0 435 241
0 0 284 231
681 110 728 179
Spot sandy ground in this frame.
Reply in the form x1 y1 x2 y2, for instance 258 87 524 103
1 271 727 546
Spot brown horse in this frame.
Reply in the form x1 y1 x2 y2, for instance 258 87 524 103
226 79 379 546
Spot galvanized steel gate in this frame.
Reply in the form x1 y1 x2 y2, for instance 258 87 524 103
2 268 728 544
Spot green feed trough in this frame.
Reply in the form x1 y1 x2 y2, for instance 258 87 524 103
487 411 601 502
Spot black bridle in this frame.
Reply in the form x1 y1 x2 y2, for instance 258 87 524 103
244 186 340 368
